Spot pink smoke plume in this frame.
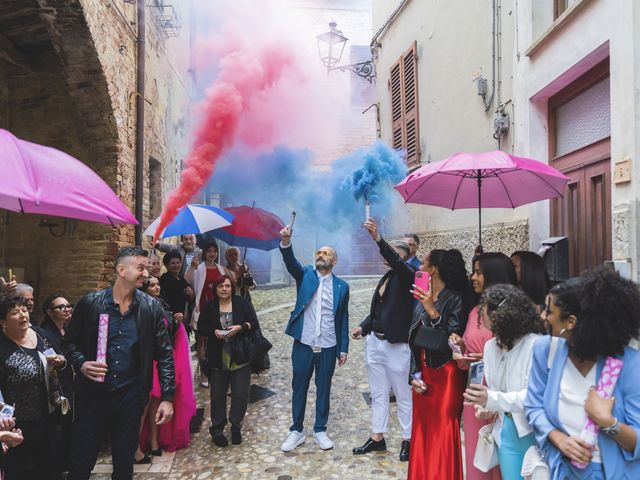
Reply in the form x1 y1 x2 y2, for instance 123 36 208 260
152 44 295 244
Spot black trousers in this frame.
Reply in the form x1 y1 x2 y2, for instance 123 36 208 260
209 365 251 435
4 415 58 480
68 383 143 480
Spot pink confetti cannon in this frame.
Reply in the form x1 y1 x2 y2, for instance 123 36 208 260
572 356 623 469
95 313 109 383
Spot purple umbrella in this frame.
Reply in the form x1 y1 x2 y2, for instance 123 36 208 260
395 150 569 246
0 129 137 225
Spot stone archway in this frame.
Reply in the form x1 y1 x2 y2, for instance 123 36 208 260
0 0 131 306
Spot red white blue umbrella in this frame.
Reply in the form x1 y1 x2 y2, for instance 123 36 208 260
144 204 233 239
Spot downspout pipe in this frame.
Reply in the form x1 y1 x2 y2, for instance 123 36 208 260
370 0 412 53
135 0 146 245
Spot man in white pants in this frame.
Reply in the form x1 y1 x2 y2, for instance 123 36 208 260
351 219 415 461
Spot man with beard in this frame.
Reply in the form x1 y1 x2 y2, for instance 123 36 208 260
63 246 175 480
278 226 350 453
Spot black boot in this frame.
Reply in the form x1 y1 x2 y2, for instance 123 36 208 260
209 426 228 447
399 440 410 461
232 430 242 445
353 437 387 455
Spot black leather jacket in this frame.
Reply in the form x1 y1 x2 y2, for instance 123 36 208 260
62 288 175 403
408 287 467 376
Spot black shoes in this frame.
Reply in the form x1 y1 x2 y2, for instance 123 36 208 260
232 430 242 445
212 435 228 447
150 448 162 457
353 437 387 455
399 440 410 461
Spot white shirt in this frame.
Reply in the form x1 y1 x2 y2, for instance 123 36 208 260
558 361 602 463
300 271 336 349
484 333 540 447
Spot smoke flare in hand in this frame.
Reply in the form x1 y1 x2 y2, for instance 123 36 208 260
152 45 295 244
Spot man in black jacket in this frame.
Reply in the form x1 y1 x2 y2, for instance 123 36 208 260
351 219 415 462
63 246 175 480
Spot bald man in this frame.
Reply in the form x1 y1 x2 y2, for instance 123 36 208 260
278 226 350 453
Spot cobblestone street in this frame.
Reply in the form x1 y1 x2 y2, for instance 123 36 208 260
92 277 412 479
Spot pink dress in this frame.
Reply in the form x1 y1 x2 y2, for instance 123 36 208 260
141 321 196 452
461 306 502 480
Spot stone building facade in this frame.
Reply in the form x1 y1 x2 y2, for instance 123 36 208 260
0 0 192 309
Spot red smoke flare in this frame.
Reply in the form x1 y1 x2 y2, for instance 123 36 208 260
152 45 294 244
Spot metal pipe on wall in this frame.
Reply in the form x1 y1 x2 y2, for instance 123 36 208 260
134 0 146 245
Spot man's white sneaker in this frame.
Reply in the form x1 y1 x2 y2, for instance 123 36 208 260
281 430 306 452
314 431 334 450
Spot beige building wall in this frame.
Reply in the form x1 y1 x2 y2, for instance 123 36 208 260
513 0 640 279
372 0 528 262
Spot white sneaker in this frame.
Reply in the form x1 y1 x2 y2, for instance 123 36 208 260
281 430 306 452
314 431 334 450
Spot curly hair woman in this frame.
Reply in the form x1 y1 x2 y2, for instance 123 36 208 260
464 284 544 479
525 267 640 479
408 249 470 479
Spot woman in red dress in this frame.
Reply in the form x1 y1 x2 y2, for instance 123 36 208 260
408 249 470 480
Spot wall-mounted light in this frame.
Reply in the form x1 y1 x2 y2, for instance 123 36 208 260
316 22 375 84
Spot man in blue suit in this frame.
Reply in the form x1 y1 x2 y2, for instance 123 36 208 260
278 225 350 452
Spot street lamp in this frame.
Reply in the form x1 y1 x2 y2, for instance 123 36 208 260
316 22 375 83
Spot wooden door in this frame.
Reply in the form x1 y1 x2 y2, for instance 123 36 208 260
550 142 611 276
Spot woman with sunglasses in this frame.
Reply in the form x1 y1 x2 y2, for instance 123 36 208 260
525 268 640 479
41 295 75 477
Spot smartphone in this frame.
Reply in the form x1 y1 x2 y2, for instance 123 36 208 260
468 361 485 386
0 404 15 418
219 329 231 336
448 338 462 356
413 271 430 300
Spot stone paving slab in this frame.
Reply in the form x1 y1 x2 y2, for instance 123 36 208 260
91 277 413 479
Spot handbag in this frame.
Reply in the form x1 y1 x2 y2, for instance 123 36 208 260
413 313 449 353
521 446 550 480
473 422 499 472
229 327 273 366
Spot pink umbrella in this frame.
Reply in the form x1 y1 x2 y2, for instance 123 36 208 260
395 150 569 246
0 129 137 226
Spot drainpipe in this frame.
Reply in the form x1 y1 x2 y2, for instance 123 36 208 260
134 0 146 246
370 0 412 54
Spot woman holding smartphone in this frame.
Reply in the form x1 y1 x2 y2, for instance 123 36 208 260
463 284 544 479
450 252 517 480
408 249 469 480
197 275 259 447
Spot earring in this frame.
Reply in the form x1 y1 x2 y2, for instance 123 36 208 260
559 328 566 337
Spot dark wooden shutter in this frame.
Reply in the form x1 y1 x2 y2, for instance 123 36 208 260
390 59 403 151
389 41 420 168
402 41 420 167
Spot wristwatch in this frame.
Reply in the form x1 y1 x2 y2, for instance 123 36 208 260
601 417 620 437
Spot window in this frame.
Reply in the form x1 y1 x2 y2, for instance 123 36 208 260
149 158 162 219
390 41 420 168
554 0 569 19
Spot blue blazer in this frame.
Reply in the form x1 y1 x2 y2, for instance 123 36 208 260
525 335 640 479
280 245 350 358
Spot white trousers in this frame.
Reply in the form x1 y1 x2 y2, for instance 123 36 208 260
365 334 413 439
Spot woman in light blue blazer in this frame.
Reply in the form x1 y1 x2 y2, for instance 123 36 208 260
525 268 640 479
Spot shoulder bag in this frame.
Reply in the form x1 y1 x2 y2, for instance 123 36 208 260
413 312 449 353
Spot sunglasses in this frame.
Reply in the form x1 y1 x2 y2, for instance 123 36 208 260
315 250 333 257
52 304 73 311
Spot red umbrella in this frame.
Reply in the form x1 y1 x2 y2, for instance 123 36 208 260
208 205 285 251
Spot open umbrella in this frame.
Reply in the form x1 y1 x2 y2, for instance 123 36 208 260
208 205 285 251
395 150 569 246
144 204 233 239
0 128 137 225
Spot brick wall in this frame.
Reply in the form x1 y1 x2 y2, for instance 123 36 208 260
0 0 192 312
